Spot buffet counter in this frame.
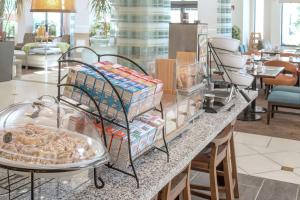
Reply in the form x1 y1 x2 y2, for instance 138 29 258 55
4 90 256 200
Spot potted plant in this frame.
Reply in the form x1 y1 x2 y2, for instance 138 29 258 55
232 25 241 41
89 0 112 46
0 0 6 40
0 0 26 41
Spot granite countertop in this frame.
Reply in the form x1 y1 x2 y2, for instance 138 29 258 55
0 91 257 200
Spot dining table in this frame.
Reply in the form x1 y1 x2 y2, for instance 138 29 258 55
259 49 300 58
238 66 285 121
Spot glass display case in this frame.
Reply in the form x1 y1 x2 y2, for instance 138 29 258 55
176 62 206 94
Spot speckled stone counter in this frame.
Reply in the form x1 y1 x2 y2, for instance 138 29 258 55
0 91 257 200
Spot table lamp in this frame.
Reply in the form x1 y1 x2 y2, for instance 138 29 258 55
31 0 76 35
31 0 75 13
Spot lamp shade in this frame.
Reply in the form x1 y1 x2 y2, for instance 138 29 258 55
279 0 300 2
31 0 76 13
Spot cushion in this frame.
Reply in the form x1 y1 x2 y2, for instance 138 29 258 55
30 48 61 55
273 86 300 94
268 91 300 106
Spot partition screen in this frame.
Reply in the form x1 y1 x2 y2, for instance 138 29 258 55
281 3 300 46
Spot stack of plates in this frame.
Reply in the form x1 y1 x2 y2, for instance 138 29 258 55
211 37 253 87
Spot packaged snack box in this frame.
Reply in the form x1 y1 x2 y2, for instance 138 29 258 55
103 120 157 168
63 63 164 122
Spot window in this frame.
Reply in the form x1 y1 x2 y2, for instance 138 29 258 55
281 3 300 46
254 0 264 38
170 0 198 23
33 13 62 37
1 0 17 38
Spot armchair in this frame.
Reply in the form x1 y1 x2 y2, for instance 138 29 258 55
15 33 36 50
263 60 298 96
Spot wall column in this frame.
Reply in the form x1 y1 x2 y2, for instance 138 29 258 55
112 0 170 71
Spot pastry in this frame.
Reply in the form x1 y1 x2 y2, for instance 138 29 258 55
0 124 98 166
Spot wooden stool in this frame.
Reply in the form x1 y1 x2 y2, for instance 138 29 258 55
190 122 239 200
160 164 191 200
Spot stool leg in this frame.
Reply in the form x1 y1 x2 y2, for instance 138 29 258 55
230 138 239 198
209 166 219 200
223 150 234 200
160 183 171 200
182 164 191 200
267 103 271 125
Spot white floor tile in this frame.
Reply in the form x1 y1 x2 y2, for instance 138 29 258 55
248 144 286 154
267 137 300 153
234 132 271 147
237 154 281 175
254 170 300 185
291 168 300 176
237 167 248 175
0 80 57 110
264 152 300 168
235 143 258 157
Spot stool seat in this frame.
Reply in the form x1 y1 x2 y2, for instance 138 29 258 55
273 86 300 93
192 145 227 172
268 91 300 106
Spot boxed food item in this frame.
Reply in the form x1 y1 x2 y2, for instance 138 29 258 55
103 120 157 168
63 63 164 121
138 113 165 144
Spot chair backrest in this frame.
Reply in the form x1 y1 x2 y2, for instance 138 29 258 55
23 33 35 44
264 60 298 76
210 123 233 165
280 52 295 57
61 34 70 44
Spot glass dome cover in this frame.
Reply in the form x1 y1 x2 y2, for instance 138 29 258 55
0 96 109 172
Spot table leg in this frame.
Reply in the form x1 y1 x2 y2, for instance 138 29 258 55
238 78 262 121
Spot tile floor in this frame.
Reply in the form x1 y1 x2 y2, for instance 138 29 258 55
235 132 300 185
191 173 300 200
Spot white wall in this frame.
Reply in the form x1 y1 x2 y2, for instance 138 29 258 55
267 0 281 46
232 0 251 45
16 1 33 43
198 0 218 36
73 0 90 33
231 0 282 47
253 0 281 46
242 0 251 46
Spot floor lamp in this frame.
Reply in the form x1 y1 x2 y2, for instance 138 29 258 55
30 0 76 36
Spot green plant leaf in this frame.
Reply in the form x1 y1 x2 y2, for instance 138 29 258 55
89 0 111 18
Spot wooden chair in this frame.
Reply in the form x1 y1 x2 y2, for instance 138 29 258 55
15 33 36 50
160 164 191 200
280 52 295 57
190 122 239 200
263 60 298 96
249 32 261 51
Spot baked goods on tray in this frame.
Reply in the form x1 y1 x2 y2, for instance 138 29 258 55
0 123 97 165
